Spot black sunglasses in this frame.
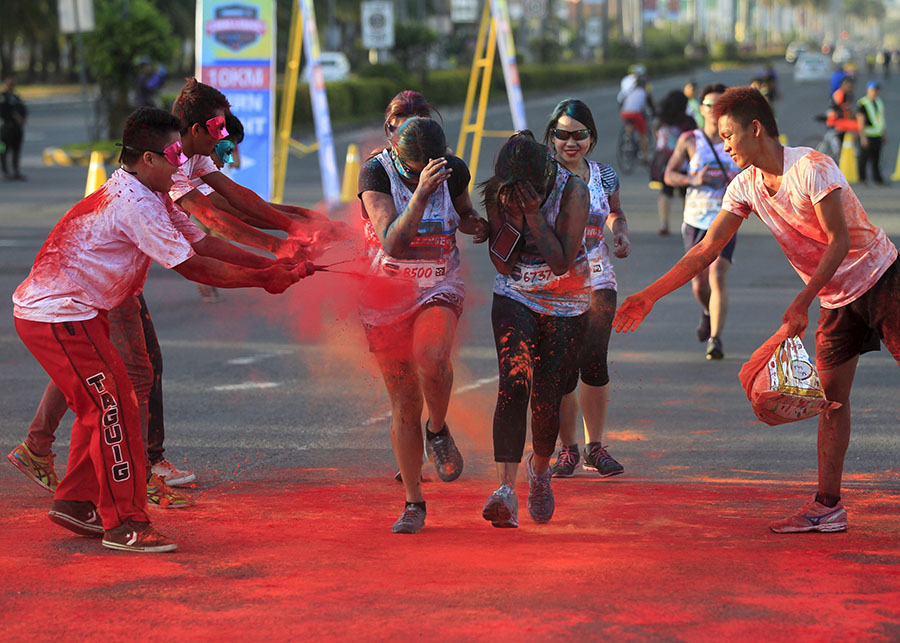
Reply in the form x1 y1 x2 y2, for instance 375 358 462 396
551 128 591 141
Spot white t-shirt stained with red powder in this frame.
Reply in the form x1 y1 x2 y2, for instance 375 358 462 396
13 169 205 322
722 146 897 308
169 154 218 202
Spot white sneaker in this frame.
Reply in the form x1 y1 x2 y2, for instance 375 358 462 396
150 459 196 487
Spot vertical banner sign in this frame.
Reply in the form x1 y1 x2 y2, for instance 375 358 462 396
490 0 527 131
299 0 341 207
197 0 275 199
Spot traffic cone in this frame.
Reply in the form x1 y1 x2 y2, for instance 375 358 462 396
340 144 361 203
84 151 107 196
838 133 859 184
891 141 900 181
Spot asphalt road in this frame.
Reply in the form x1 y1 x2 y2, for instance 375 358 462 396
2 60 899 487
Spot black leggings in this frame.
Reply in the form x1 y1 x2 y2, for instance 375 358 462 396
491 294 587 462
565 288 616 393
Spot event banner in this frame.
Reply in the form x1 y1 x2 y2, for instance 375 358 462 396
196 0 275 199
299 0 341 207
490 0 527 131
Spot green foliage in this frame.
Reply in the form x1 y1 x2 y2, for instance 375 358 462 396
83 0 178 137
393 23 439 83
710 41 740 60
356 63 413 87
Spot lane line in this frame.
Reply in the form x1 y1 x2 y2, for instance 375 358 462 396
213 382 281 391
361 375 499 426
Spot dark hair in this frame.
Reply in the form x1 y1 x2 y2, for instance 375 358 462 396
542 99 598 153
119 107 182 165
384 90 440 125
712 86 779 138
479 130 555 210
700 83 727 102
392 117 447 167
658 90 689 126
225 112 244 145
171 78 231 134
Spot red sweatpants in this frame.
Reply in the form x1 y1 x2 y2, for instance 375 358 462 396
15 314 149 529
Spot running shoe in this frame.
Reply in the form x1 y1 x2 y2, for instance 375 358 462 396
391 504 426 534
102 519 177 553
147 473 195 509
697 312 711 342
48 499 104 536
482 483 519 528
582 443 624 478
7 442 58 492
550 444 580 478
525 452 554 524
424 420 464 482
706 336 724 360
769 498 848 533
150 458 196 487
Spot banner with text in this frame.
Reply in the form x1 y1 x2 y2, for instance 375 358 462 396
196 0 275 199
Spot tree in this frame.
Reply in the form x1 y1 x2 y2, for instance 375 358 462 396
82 0 177 138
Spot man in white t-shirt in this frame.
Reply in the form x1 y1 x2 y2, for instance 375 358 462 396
614 87 900 535
12 108 311 553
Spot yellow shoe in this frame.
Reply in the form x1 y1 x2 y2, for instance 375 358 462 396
7 442 58 492
147 472 195 509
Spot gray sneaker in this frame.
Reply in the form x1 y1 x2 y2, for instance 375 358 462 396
525 452 555 524
424 420 464 482
550 444 580 477
392 503 426 534
482 483 519 528
582 443 624 478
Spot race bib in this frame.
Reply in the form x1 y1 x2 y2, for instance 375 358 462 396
509 264 560 291
382 259 447 288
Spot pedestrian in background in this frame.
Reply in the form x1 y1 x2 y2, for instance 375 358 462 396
0 74 27 181
857 81 887 185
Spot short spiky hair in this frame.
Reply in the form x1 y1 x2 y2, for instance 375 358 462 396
225 112 244 144
171 78 231 134
120 107 181 165
712 87 779 138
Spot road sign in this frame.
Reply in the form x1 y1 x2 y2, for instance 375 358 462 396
361 1 394 49
451 0 479 23
523 0 546 19
585 16 603 46
58 0 95 34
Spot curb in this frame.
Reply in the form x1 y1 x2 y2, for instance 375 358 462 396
43 147 117 167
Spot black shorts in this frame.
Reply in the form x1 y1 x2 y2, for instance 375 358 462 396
815 258 900 371
660 184 687 198
682 223 737 263
362 293 463 355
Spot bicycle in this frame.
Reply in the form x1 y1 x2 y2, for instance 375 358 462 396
616 120 641 175
799 114 848 162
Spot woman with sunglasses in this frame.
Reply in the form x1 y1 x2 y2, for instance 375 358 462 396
358 116 488 534
542 99 632 480
480 131 591 528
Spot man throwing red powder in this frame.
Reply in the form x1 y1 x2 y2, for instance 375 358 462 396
614 87 900 534
12 108 311 552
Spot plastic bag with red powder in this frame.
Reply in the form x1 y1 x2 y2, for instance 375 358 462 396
738 327 841 425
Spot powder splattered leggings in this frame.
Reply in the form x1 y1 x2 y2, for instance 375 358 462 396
491 294 587 462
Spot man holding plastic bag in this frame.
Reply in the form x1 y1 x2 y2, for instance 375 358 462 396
614 87 900 534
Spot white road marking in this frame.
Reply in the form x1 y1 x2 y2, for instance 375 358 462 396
227 350 293 365
361 375 499 426
213 382 281 391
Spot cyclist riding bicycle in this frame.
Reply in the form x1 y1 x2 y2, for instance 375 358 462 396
618 65 655 162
